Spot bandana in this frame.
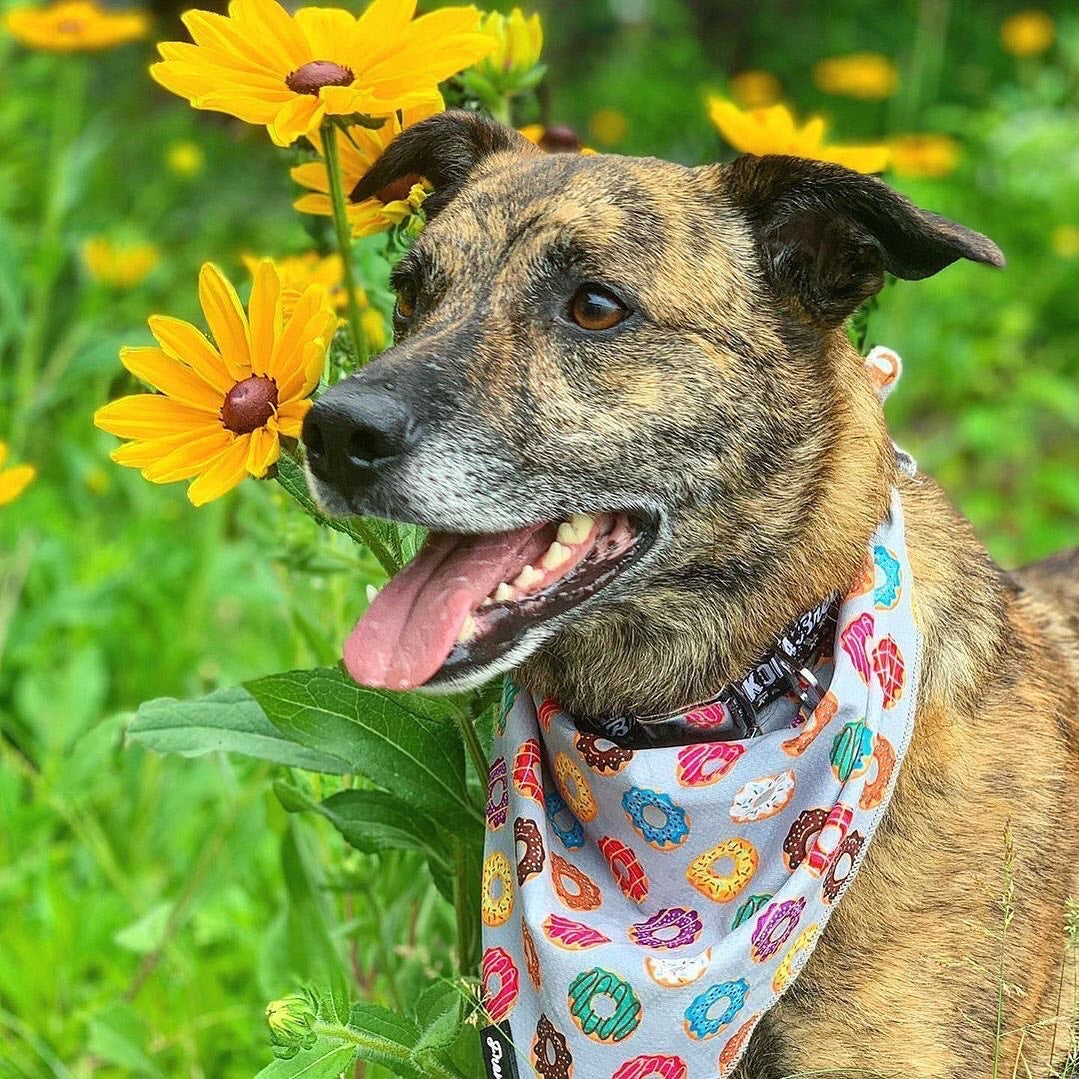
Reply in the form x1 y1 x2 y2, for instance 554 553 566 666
479 487 921 1079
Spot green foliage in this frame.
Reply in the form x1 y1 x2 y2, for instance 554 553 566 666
0 1 1075 1076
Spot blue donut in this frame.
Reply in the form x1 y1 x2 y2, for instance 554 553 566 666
545 789 585 851
873 544 902 610
622 787 690 850
684 978 749 1040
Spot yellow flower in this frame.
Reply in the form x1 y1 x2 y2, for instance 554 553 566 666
589 107 627 147
887 134 960 178
1000 10 1054 57
519 123 595 155
1050 225 1079 259
240 252 384 349
0 443 35 507
166 140 204 178
707 96 890 173
476 7 542 77
729 70 781 108
94 261 337 506
2 0 147 52
151 0 493 148
291 99 440 238
82 237 160 289
812 53 899 99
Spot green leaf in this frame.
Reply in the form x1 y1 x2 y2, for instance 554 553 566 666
129 687 351 773
343 1004 425 1079
253 1038 357 1079
410 980 483 1079
246 668 481 830
316 789 450 868
280 824 351 1026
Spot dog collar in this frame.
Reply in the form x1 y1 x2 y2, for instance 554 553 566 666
578 595 839 747
479 487 921 1079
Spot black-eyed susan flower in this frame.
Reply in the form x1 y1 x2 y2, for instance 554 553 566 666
94 261 337 506
812 53 899 99
519 123 595 155
1000 10 1054 57
240 252 386 350
82 237 160 289
0 443 35 507
2 0 147 51
728 70 782 109
887 134 960 179
462 6 543 104
707 96 890 173
151 0 493 148
291 98 439 237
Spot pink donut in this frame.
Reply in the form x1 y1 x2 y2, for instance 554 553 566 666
807 803 854 875
513 739 545 806
613 1054 688 1079
676 742 745 787
628 907 703 950
599 836 649 903
543 914 611 950
481 946 519 1024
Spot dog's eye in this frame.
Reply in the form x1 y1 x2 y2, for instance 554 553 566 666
569 285 629 331
395 282 417 320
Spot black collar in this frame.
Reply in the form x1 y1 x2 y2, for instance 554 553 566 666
577 596 838 748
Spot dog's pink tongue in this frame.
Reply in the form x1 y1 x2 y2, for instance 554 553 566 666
343 525 544 690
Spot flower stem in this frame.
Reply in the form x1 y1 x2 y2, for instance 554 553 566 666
322 120 369 368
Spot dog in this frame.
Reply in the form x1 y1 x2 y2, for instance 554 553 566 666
302 111 1079 1078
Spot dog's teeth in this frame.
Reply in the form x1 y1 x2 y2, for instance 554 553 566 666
494 582 516 603
365 584 380 604
541 541 572 571
513 565 543 590
457 613 476 643
557 513 595 546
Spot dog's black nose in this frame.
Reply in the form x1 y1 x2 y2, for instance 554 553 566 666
302 380 418 490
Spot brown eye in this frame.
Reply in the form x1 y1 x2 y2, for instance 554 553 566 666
569 285 629 331
395 282 417 320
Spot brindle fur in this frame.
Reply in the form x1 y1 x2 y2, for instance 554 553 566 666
314 113 1079 1077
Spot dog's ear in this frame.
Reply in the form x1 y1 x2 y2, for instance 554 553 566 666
350 110 538 215
718 154 1005 326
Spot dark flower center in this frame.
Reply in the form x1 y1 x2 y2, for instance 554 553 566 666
538 125 583 154
285 60 355 96
372 172 422 205
221 376 278 434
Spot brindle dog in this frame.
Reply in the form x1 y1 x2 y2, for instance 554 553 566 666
303 112 1079 1078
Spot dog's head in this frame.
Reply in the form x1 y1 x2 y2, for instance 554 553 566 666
304 111 1002 710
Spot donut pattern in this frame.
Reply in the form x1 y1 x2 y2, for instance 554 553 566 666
481 488 920 1078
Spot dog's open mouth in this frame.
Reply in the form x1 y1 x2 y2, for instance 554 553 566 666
343 511 657 690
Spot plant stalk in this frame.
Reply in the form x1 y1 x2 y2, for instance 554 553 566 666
322 120 369 369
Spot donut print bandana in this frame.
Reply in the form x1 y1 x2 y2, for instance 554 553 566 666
480 489 921 1078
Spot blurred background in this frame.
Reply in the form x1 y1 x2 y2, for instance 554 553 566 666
0 0 1075 1074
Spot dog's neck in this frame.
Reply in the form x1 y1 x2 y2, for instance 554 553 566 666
519 338 897 720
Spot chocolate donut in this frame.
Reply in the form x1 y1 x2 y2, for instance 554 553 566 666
782 807 829 872
576 732 634 774
514 816 545 886
532 1014 573 1079
823 830 865 903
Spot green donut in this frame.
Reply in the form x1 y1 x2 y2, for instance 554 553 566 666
567 967 642 1043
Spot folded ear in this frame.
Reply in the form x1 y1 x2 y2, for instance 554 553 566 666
350 110 538 215
717 154 1005 326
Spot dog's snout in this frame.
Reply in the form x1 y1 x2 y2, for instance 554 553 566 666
303 381 418 491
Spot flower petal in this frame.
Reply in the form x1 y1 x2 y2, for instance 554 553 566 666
186 435 251 506
198 263 251 377
120 346 223 411
95 395 218 439
0 464 35 506
148 315 234 394
245 424 281 476
247 260 282 376
111 427 220 469
269 93 321 147
274 398 311 438
142 428 235 483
